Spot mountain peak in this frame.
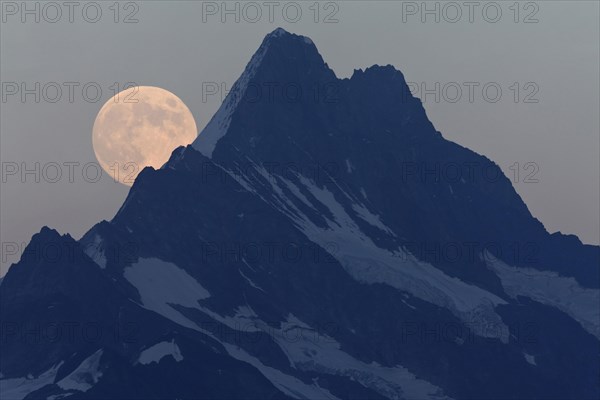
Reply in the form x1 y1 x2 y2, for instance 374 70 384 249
192 29 332 157
266 27 291 39
264 27 312 45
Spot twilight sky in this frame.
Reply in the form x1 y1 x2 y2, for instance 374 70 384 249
1 1 598 275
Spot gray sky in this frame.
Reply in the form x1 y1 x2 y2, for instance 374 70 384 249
1 1 598 275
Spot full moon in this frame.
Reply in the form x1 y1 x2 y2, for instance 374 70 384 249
92 86 198 186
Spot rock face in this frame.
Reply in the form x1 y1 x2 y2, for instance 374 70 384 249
1 29 598 400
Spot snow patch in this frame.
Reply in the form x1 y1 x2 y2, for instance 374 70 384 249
124 257 210 331
47 395 72 400
138 340 183 365
239 269 266 293
523 353 536 366
197 305 262 333
57 350 103 392
345 159 354 173
83 234 106 269
0 363 63 400
486 253 600 339
223 343 340 400
351 203 395 236
268 315 451 400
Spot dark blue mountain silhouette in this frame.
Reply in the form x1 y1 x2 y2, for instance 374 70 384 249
1 28 598 400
